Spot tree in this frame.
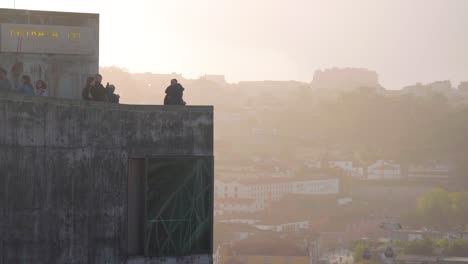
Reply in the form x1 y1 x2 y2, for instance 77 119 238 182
416 188 452 229
404 239 434 256
351 240 372 262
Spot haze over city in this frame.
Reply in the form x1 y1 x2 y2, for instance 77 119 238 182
2 0 468 88
1 1 468 263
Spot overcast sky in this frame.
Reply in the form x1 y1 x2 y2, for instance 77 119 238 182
2 0 468 88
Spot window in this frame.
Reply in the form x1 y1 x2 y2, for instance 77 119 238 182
144 157 213 257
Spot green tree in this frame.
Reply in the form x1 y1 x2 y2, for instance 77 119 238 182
404 239 434 255
416 188 452 229
351 240 372 262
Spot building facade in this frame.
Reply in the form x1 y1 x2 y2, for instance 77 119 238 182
215 177 340 203
0 92 214 264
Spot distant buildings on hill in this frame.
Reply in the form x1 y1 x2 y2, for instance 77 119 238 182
214 177 340 215
214 158 454 216
305 159 453 181
201 74 227 86
114 67 468 104
401 80 456 97
367 160 401 180
311 67 385 94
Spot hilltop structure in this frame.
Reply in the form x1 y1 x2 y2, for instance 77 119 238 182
311 67 385 94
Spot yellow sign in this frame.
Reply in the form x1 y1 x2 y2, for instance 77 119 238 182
1 23 96 55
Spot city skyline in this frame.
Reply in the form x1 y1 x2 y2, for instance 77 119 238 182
1 0 468 89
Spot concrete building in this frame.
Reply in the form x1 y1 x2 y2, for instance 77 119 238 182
0 8 99 99
0 91 214 263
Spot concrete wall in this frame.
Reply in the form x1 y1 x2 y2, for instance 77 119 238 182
0 92 213 264
0 8 99 99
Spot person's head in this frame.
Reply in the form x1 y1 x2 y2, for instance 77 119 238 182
86 76 95 87
108 84 115 93
21 75 32 86
171 79 178 85
35 80 47 90
0 67 6 79
95 74 102 84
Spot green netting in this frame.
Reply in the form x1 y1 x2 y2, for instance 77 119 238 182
145 157 213 257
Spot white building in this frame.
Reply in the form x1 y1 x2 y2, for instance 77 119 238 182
215 177 340 204
305 160 364 178
328 161 353 171
408 162 453 180
328 161 364 178
254 220 310 233
214 198 265 215
291 178 340 195
367 160 401 180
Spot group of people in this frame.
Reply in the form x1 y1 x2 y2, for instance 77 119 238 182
0 67 119 103
0 67 49 96
1 66 187 106
82 73 120 103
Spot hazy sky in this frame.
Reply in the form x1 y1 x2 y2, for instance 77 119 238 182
2 0 468 88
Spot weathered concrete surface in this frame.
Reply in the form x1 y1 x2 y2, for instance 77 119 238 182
0 8 99 99
0 92 213 264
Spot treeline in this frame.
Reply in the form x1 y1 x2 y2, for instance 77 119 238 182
401 188 468 231
398 238 468 257
352 238 468 261
246 87 468 175
315 91 468 162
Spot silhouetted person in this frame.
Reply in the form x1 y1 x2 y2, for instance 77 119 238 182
90 74 107 101
16 75 34 95
106 84 120 103
0 67 12 91
82 76 95 100
164 79 186 105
